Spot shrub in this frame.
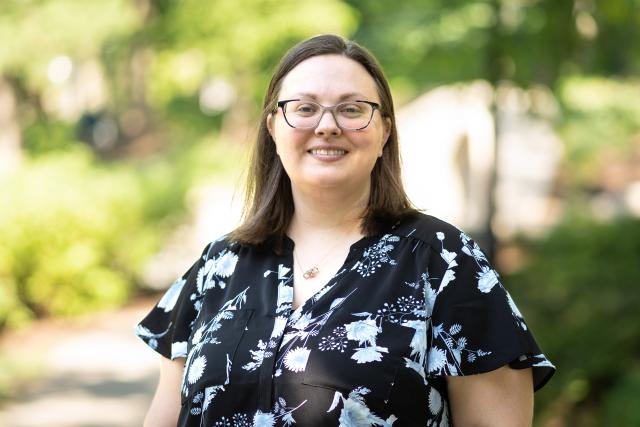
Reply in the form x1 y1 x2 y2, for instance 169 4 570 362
0 147 175 329
504 216 640 426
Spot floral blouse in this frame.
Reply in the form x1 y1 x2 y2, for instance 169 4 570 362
135 213 554 426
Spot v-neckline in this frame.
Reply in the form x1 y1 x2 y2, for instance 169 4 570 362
283 233 380 314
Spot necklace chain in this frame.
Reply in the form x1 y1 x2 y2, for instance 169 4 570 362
293 231 355 280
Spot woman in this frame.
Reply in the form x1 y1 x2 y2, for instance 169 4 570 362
136 34 554 426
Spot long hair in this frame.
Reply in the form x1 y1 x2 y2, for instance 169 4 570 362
230 34 415 249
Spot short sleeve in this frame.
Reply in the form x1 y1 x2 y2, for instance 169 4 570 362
134 245 209 360
425 229 555 391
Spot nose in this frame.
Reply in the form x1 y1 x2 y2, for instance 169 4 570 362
314 110 341 137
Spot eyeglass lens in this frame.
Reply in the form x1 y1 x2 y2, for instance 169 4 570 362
283 101 374 130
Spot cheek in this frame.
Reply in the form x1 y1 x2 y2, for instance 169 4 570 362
351 129 385 151
273 126 307 159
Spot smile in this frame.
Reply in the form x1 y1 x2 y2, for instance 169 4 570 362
308 148 347 156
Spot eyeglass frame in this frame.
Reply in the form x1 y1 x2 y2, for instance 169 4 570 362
274 99 382 131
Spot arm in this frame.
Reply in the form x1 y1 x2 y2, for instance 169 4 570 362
447 366 533 427
143 356 185 427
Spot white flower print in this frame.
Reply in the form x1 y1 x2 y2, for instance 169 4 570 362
192 324 205 345
339 397 373 426
243 340 269 371
210 398 306 427
428 323 492 375
196 249 239 292
187 355 207 384
181 287 249 398
283 346 310 372
506 292 527 330
291 312 312 331
352 234 399 277
401 319 427 361
253 411 276 427
157 278 186 312
427 347 447 373
329 387 397 427
171 341 187 358
438 269 456 293
345 319 379 345
135 324 171 352
203 385 225 411
277 283 294 308
440 249 457 266
271 316 288 339
351 346 388 363
275 291 356 376
244 267 294 373
197 259 215 292
477 265 499 293
278 264 291 279
424 283 437 318
214 251 239 277
313 284 332 302
404 357 426 382
428 386 442 415
436 232 445 241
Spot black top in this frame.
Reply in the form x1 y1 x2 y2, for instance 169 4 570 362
135 213 554 426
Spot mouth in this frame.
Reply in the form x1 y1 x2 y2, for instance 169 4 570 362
308 148 348 156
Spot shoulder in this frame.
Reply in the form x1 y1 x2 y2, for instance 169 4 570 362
391 211 470 250
199 234 242 260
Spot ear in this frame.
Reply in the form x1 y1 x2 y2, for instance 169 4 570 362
380 117 392 156
266 112 275 139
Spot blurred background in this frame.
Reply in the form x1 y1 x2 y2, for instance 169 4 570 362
0 0 639 426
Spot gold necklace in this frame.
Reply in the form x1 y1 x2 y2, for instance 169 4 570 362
293 234 353 280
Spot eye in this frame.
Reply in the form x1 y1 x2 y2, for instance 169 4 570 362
292 102 319 115
338 103 365 116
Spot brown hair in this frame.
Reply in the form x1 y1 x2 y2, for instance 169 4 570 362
230 34 415 248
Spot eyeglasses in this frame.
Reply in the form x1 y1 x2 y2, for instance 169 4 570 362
275 99 381 130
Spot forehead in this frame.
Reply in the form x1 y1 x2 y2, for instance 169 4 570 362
279 54 380 101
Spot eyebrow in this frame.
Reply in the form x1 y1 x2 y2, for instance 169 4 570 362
290 92 368 101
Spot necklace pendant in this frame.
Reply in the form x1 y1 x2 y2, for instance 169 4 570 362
302 266 319 279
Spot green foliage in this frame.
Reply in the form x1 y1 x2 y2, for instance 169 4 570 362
504 217 640 425
557 77 640 188
142 0 357 108
22 117 77 155
0 134 244 331
0 148 151 327
348 0 640 95
0 0 139 89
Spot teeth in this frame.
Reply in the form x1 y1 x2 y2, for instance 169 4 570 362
310 149 346 156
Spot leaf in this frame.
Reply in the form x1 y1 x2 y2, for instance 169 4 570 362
449 324 462 335
330 297 345 310
352 312 372 317
283 413 295 425
327 391 343 413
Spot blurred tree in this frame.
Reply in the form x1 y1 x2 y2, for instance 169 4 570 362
0 0 357 157
346 0 640 92
134 0 356 142
506 217 640 426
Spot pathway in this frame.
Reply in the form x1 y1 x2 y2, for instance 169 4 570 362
0 299 160 427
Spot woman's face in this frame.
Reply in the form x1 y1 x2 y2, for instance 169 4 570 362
267 54 390 196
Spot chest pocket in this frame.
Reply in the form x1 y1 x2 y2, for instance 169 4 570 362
302 319 416 403
181 308 254 404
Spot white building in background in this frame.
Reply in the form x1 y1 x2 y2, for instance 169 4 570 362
397 81 563 240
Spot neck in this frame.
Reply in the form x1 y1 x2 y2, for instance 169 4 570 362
288 183 369 238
